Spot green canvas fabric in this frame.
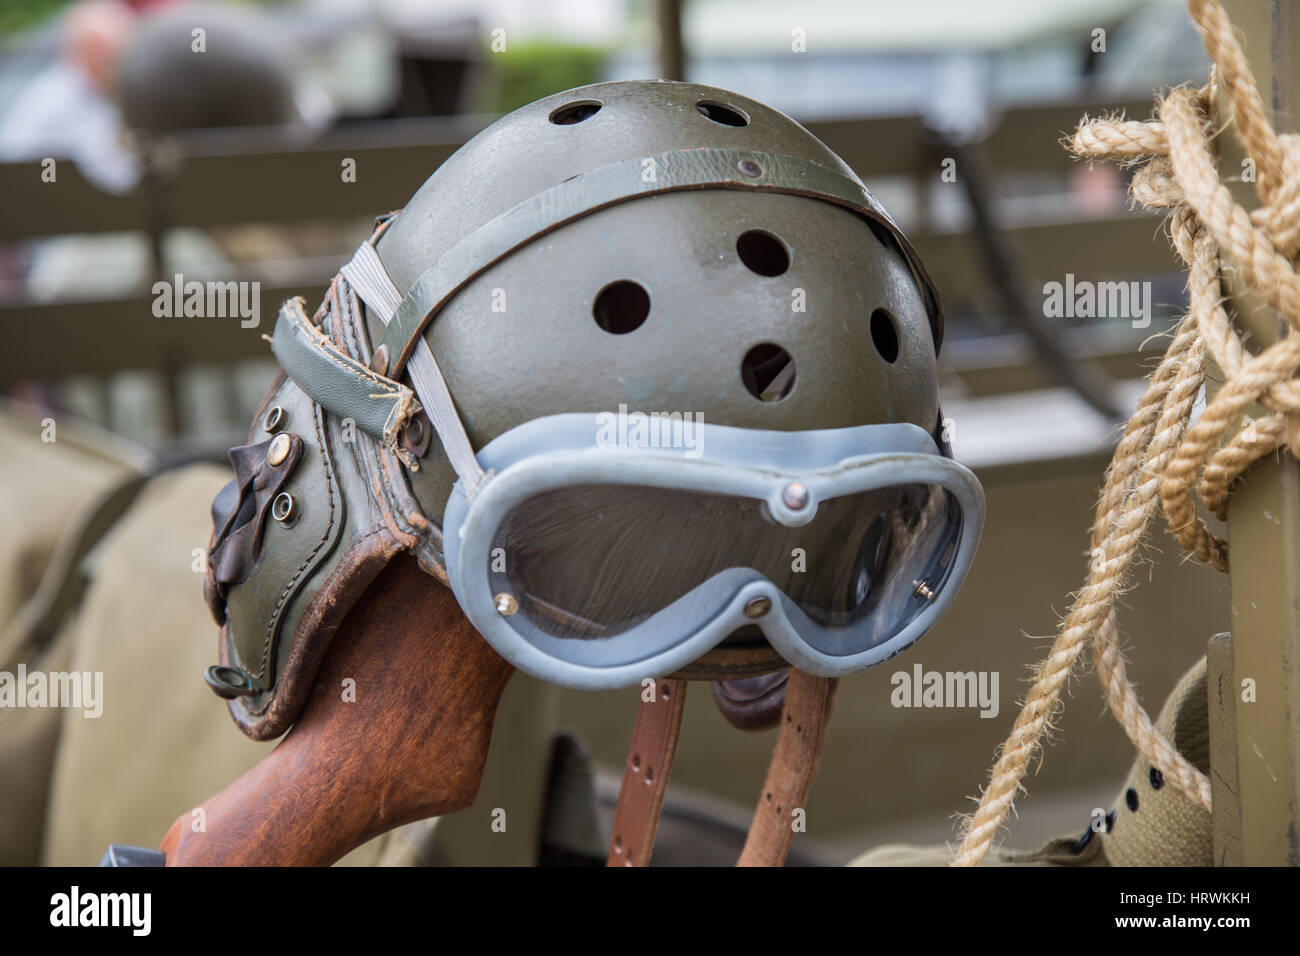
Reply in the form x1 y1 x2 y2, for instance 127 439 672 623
1099 656 1211 867
28 464 562 865
40 465 272 864
0 408 135 639
848 656 1211 868
0 408 140 864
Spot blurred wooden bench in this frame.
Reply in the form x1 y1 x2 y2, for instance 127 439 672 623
0 96 1176 430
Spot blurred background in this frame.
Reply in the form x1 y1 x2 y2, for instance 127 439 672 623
0 0 1233 865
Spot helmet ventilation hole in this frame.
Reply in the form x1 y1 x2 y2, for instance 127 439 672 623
741 344 795 403
696 100 749 127
870 309 900 363
736 230 790 277
549 100 602 125
593 280 650 334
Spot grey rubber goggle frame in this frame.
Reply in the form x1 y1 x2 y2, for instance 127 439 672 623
442 414 985 690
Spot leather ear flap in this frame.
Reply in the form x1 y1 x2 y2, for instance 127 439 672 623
209 225 439 741
220 527 408 740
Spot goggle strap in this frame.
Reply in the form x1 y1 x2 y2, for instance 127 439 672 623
603 669 835 868
738 670 836 867
605 678 688 867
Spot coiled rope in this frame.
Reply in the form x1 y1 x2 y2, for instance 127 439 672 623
954 0 1300 867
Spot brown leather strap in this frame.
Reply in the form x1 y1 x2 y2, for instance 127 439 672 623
737 671 836 867
606 678 687 866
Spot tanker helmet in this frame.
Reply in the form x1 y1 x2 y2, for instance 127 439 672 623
114 2 299 133
203 80 984 738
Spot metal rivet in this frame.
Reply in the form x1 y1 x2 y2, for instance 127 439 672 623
208 665 246 688
271 492 296 523
262 405 286 432
744 597 771 619
782 482 809 510
266 433 292 466
402 413 431 458
371 344 390 376
914 580 936 601
738 159 762 177
495 592 518 616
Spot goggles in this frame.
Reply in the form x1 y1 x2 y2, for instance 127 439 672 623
443 415 983 690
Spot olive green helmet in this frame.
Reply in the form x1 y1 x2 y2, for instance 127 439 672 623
203 80 977 739
374 79 944 517
114 2 298 133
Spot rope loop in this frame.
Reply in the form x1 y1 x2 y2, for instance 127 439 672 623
954 0 1300 867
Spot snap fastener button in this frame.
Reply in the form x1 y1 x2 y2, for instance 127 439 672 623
266 433 292 466
262 405 287 432
271 491 297 523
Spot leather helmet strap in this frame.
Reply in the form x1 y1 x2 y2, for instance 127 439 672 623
738 670 836 867
606 670 835 868
607 678 688 866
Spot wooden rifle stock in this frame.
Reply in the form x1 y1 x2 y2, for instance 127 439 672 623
161 555 513 865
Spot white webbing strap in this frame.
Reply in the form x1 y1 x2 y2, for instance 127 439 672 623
340 240 402 320
340 242 491 500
